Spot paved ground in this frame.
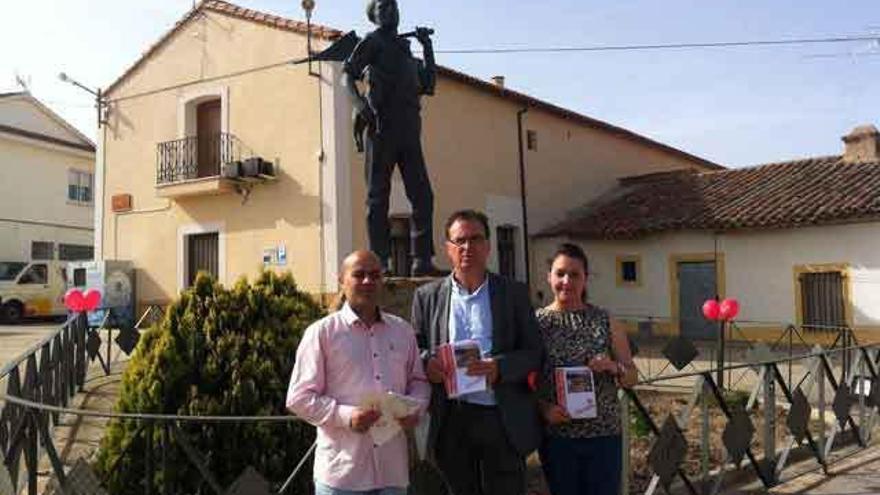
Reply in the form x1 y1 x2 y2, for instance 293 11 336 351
0 321 63 370
770 447 880 494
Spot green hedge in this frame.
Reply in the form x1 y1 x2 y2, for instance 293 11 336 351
96 271 325 493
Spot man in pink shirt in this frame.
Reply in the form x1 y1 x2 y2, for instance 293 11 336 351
287 250 431 495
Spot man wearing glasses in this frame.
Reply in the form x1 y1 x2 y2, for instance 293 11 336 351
411 210 542 495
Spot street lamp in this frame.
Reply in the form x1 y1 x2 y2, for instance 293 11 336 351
58 72 108 128
301 0 319 76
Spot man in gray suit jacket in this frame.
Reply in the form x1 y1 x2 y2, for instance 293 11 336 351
411 209 542 495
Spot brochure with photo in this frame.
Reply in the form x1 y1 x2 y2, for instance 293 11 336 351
359 391 423 446
438 340 487 398
554 366 597 419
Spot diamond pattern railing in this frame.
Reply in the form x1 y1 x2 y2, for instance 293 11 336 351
622 340 880 494
4 310 877 495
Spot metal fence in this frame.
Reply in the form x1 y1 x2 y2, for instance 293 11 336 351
1 313 90 493
4 311 878 495
620 316 861 388
621 341 880 494
0 312 319 495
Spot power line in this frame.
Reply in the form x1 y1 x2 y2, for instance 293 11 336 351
434 35 880 55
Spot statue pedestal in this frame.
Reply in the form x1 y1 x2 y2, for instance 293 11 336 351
382 276 444 322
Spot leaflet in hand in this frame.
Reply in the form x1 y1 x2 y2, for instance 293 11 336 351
555 366 597 419
360 391 423 446
438 340 487 398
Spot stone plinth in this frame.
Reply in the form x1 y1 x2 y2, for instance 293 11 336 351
381 276 442 322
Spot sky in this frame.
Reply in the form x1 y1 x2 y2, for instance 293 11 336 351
2 0 879 167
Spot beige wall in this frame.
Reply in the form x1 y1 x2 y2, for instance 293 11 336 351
103 8 716 305
0 134 93 260
103 12 329 304
533 222 880 337
349 75 715 275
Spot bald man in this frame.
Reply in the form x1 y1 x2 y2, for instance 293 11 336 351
287 251 431 495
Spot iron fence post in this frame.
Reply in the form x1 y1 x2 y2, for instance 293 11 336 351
788 325 793 390
620 390 630 495
763 363 776 485
859 357 866 445
717 319 725 390
817 356 826 463
26 412 37 495
700 382 709 494
145 420 154 495
163 422 171 495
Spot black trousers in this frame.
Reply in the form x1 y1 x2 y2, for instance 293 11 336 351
435 402 526 495
364 114 434 263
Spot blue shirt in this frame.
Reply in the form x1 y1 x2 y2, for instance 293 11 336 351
449 275 496 406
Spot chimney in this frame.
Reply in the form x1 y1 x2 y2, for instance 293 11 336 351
491 75 505 88
842 124 880 163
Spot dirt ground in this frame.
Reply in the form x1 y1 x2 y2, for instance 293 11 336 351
523 389 799 494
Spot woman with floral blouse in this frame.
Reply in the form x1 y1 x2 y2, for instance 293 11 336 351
537 243 638 495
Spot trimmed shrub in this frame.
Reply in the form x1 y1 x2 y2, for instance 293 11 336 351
96 271 325 493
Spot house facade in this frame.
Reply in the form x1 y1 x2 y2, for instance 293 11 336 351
534 125 880 343
0 92 96 263
98 0 720 311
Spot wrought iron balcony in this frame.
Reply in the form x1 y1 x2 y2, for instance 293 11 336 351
156 132 244 185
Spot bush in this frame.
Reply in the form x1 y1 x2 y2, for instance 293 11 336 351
96 271 325 494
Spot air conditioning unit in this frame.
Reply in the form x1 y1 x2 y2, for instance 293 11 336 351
259 159 275 177
223 161 241 179
242 157 261 178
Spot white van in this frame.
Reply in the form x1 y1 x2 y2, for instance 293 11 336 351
0 261 68 323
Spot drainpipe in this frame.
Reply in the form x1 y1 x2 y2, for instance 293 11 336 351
517 108 530 289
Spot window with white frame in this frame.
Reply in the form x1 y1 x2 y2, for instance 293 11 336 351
68 169 94 204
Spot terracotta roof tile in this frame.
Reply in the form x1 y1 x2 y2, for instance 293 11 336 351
539 156 880 239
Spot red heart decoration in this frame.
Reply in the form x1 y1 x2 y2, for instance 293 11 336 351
64 289 85 312
719 298 740 321
702 299 721 321
83 289 102 312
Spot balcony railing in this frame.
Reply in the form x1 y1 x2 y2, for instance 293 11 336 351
156 133 246 185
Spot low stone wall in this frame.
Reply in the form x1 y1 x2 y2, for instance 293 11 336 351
381 277 441 322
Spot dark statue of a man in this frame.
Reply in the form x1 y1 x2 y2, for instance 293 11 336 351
344 0 437 276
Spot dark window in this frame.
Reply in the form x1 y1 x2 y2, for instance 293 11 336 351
497 225 517 279
621 261 638 283
0 262 28 281
800 271 847 331
31 241 54 260
18 264 48 285
389 216 412 277
59 244 94 261
526 130 538 151
73 268 87 287
187 232 219 287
